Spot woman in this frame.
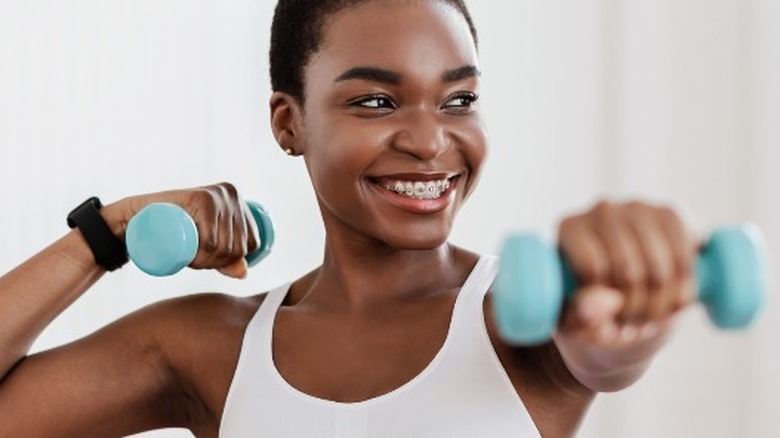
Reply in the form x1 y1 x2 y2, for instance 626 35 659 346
0 0 696 437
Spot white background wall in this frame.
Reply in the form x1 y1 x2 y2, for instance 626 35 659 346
0 0 778 437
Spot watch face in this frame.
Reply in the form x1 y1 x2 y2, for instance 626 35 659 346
68 197 102 228
89 196 104 209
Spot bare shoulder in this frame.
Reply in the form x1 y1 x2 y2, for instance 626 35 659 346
0 291 271 437
136 291 267 337
483 293 595 438
141 290 268 369
128 291 270 434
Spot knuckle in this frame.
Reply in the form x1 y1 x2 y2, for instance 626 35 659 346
645 268 666 291
592 200 615 217
624 200 650 216
218 181 239 198
239 239 251 256
618 296 639 321
657 205 681 225
220 243 236 259
576 257 608 284
624 199 642 209
558 216 574 231
612 260 644 289
655 286 678 318
247 233 259 253
192 189 218 212
558 216 579 236
207 187 224 206
625 291 649 318
201 236 219 254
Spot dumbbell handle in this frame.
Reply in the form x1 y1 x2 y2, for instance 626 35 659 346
494 225 770 345
125 201 274 276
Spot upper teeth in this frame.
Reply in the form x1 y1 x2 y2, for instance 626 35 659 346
383 179 451 200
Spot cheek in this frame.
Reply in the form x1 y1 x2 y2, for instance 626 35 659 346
450 117 488 201
308 102 398 160
303 115 387 191
457 117 489 173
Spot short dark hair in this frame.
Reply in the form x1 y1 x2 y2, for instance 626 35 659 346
270 0 478 103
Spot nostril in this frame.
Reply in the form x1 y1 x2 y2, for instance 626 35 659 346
391 117 448 160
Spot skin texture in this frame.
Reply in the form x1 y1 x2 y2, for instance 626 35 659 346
0 1 698 437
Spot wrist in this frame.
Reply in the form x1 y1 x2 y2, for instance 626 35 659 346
67 197 130 271
101 197 140 239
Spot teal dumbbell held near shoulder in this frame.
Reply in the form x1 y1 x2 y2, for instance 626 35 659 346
494 225 770 345
125 201 275 276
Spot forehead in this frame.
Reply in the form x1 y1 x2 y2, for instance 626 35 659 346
307 0 478 84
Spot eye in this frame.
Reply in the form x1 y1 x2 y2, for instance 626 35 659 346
442 92 479 112
349 94 397 110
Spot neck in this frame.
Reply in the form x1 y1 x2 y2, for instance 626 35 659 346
291 233 476 314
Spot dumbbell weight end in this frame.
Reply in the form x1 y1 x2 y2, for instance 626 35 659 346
697 225 769 329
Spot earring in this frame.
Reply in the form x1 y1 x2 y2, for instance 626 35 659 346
284 148 295 156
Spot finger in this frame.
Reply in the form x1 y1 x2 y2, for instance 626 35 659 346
559 285 624 344
190 208 223 270
657 207 699 310
241 203 260 255
670 202 707 254
562 284 625 328
204 182 241 268
558 216 610 286
192 209 237 270
233 205 248 258
223 209 236 259
591 204 646 323
672 273 697 311
657 206 697 277
626 209 675 320
218 258 248 279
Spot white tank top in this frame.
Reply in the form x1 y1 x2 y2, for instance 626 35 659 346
220 256 541 437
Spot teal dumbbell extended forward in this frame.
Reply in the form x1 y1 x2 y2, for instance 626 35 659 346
494 225 770 345
125 201 275 276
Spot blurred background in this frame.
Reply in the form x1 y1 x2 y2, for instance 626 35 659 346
0 0 777 436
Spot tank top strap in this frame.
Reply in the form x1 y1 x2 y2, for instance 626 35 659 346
446 254 499 340
242 282 290 363
256 282 291 323
457 255 499 307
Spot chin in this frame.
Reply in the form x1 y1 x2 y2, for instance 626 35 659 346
382 228 451 251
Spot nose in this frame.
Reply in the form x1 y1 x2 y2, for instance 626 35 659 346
391 110 449 160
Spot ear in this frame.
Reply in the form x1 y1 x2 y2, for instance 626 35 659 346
270 92 305 156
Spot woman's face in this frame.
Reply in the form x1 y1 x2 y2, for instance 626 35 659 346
300 0 486 250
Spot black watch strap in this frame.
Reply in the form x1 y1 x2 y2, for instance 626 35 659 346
67 197 129 271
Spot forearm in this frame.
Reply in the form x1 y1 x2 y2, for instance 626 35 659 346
0 201 131 377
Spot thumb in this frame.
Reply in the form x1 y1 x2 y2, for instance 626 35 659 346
218 258 249 279
562 285 624 330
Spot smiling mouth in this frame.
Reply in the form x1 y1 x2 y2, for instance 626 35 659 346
369 175 459 200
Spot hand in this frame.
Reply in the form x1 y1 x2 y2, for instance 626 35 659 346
111 182 260 279
555 201 699 347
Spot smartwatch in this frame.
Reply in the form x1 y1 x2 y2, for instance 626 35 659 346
67 197 129 271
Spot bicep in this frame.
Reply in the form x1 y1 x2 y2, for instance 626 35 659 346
0 309 189 437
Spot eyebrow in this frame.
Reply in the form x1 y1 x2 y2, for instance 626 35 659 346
441 65 481 83
334 67 402 85
334 65 480 85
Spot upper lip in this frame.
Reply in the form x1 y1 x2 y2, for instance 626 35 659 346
368 172 460 182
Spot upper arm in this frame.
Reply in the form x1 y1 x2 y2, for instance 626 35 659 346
0 300 191 437
483 294 595 438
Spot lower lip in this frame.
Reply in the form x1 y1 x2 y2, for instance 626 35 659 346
368 178 459 214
